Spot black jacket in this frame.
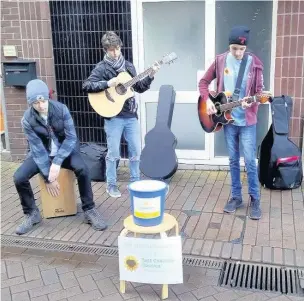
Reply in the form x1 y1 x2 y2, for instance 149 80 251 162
82 60 154 118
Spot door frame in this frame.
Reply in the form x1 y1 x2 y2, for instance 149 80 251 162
131 0 277 165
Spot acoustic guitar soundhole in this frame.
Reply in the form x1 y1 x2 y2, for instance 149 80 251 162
116 84 127 95
214 102 222 116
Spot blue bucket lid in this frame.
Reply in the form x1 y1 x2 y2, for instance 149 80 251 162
128 180 167 192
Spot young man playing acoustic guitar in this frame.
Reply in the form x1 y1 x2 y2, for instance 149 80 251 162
199 26 266 220
83 31 160 198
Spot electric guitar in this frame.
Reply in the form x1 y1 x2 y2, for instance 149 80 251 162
197 91 271 133
88 52 177 118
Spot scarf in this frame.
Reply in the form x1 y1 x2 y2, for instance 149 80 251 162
104 53 126 73
104 53 137 114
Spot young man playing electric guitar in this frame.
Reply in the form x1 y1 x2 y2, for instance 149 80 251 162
83 31 160 198
199 26 266 220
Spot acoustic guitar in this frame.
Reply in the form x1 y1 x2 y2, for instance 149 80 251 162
88 53 177 118
140 85 178 180
197 91 271 133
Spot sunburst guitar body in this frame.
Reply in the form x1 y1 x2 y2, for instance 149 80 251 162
88 52 177 118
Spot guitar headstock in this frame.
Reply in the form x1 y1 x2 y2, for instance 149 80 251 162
160 52 178 65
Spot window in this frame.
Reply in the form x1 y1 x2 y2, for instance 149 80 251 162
142 1 205 91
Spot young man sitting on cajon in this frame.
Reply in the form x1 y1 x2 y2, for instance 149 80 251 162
14 79 107 235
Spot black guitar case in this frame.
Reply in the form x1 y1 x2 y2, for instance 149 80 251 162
258 95 303 190
140 85 178 180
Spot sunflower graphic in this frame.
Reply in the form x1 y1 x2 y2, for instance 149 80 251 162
224 67 230 75
124 256 139 272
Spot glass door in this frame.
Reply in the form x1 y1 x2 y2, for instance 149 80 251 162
132 0 214 162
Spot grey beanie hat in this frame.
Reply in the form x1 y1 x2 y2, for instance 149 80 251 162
26 79 49 105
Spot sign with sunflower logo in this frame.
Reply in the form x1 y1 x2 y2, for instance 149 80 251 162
118 236 183 284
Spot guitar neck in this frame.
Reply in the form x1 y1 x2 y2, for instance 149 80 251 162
219 96 256 112
123 59 163 89
123 67 153 88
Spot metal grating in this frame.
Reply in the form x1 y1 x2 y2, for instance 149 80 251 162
183 256 223 269
299 269 304 289
49 0 132 157
219 261 303 296
1 235 119 257
1 235 223 270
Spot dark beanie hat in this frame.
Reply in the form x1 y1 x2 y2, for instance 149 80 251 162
229 26 250 45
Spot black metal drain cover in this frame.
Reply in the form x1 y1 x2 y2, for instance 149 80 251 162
219 261 303 296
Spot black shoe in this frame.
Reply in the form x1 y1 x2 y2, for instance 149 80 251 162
106 185 121 198
223 197 243 213
84 208 107 231
249 198 262 220
16 208 42 235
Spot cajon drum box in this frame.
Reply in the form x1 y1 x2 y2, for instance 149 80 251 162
39 168 77 218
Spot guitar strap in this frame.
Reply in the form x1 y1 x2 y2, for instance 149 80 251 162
232 53 248 102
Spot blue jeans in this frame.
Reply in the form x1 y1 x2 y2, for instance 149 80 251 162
224 124 260 202
104 117 141 186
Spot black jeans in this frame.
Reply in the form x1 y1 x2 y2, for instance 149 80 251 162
13 150 95 214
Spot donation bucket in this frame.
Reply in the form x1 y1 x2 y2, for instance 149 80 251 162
128 180 169 227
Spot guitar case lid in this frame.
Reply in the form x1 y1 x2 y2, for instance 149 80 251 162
271 95 292 135
155 85 176 128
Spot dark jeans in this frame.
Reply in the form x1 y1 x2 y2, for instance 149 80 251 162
14 150 95 214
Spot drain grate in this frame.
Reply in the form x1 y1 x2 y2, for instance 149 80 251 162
1 236 119 257
219 261 303 296
183 256 223 269
299 269 304 289
1 235 223 270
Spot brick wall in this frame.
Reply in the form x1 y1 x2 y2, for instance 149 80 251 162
274 0 304 147
1 0 56 161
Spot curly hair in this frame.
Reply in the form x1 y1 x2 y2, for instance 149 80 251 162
101 31 123 50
